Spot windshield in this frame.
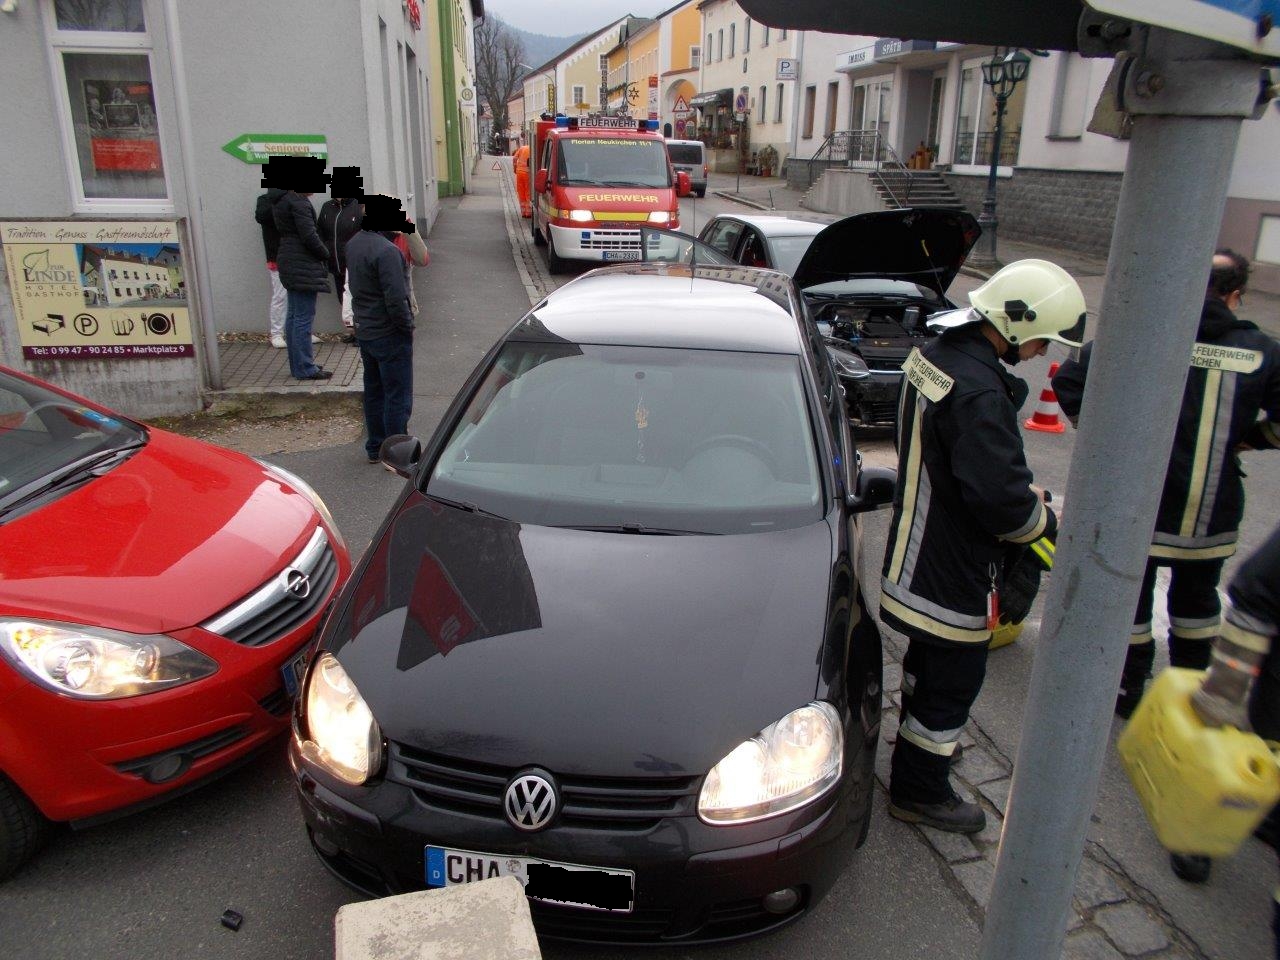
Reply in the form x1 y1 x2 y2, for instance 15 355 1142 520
558 137 671 188
771 236 819 277
428 342 823 535
666 143 703 165
0 372 146 507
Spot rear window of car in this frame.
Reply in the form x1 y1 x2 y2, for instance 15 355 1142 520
666 143 703 165
428 341 823 535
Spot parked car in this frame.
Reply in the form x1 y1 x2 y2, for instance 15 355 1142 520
665 138 708 197
290 262 894 944
698 209 982 429
0 365 351 880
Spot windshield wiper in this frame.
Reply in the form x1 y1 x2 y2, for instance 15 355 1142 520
0 440 146 521
557 522 711 536
425 493 510 521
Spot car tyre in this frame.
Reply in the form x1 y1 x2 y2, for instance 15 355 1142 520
531 215 546 247
0 774 46 882
545 234 570 274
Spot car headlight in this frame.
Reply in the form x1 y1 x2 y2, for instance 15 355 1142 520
568 209 594 222
299 652 382 785
258 460 348 556
648 211 671 224
0 619 217 700
826 345 872 380
698 701 843 824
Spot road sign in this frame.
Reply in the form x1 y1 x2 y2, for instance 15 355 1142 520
673 95 690 113
220 133 328 165
777 57 800 79
734 92 748 111
1086 0 1280 57
491 160 501 170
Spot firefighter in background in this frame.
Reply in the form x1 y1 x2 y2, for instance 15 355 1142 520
1053 250 1280 718
882 260 1085 833
513 135 532 218
1178 524 1280 912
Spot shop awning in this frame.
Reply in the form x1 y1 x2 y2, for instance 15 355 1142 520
690 89 733 109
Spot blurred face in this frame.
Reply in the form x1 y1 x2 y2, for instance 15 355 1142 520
1019 338 1050 362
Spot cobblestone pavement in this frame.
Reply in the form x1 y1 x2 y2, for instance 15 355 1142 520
494 161 1251 959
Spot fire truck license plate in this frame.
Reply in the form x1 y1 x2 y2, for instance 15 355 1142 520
603 251 641 261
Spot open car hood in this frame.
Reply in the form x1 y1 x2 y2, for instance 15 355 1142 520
792 208 981 299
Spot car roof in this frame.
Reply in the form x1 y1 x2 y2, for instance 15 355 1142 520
707 213 836 237
514 264 805 354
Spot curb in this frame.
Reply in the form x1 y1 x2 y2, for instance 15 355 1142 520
710 190 775 211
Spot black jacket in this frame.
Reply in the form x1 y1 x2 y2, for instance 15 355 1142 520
254 188 286 262
272 192 331 293
1054 299 1280 561
345 229 413 339
317 197 363 276
880 324 1056 647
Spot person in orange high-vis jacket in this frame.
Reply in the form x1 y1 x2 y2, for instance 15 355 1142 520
513 139 531 218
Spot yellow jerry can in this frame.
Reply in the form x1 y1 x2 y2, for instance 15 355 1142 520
1118 667 1280 857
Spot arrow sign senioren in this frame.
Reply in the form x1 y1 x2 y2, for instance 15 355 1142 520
221 133 329 165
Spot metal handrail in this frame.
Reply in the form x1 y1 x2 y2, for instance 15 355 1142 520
805 129 919 206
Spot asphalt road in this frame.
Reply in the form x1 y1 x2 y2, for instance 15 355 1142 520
2 165 1277 960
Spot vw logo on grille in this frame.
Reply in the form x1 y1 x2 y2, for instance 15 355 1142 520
283 568 312 601
504 772 558 832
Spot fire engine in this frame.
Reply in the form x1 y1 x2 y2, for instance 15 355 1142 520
527 115 692 273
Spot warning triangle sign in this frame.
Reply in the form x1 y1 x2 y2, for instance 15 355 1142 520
492 160 502 170
673 95 689 112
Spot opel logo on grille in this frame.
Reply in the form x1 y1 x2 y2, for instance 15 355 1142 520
283 568 312 601
504 772 558 832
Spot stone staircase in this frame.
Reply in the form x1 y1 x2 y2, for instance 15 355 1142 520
869 169 965 210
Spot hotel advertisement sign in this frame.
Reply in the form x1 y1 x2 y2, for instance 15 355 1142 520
2 221 193 361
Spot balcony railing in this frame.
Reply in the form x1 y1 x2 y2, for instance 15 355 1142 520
807 129 914 205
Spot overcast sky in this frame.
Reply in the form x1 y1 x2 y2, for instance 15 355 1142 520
483 0 671 37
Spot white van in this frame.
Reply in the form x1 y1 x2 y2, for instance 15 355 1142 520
665 139 707 198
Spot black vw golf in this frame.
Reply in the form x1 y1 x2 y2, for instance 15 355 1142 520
290 262 893 943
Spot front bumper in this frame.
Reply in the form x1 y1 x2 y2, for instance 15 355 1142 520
547 223 654 263
290 738 875 944
841 371 903 429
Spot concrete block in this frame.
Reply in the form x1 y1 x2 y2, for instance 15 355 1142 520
1093 902 1171 956
335 876 541 960
953 747 1008 786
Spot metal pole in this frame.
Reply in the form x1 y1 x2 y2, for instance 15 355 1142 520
162 0 222 391
977 94 1005 264
978 28 1261 960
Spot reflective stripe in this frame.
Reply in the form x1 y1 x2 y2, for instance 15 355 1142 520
1001 499 1048 544
887 398 925 583
1195 371 1236 537
900 712 961 756
1149 541 1238 561
1030 537 1054 568
1170 614 1220 631
1130 625 1153 644
1222 618 1273 655
879 591 992 644
881 578 989 630
1169 623 1220 640
899 449 933 589
1181 368 1222 537
1227 606 1278 639
1152 529 1238 550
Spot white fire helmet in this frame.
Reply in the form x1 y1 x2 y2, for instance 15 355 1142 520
926 259 1087 347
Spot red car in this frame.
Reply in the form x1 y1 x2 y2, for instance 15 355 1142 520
0 365 351 879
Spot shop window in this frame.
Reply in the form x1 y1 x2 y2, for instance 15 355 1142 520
46 2 168 208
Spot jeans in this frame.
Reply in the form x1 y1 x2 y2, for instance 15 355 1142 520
360 331 414 459
285 289 320 378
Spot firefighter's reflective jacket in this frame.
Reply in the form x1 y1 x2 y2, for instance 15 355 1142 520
1053 299 1280 561
881 324 1056 647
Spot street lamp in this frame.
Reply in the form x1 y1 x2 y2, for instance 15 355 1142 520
973 48 1031 266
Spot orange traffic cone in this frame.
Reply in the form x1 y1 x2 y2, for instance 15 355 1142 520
1024 361 1066 434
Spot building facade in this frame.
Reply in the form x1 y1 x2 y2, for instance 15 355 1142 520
428 0 484 198
657 0 701 138
0 0 443 416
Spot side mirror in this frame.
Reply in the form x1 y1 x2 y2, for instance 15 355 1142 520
847 465 897 513
676 170 692 198
379 434 422 478
534 169 549 193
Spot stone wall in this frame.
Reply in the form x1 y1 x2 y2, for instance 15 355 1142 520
944 168 1123 259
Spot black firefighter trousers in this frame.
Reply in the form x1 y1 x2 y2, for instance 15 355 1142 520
1125 557 1225 683
891 638 989 805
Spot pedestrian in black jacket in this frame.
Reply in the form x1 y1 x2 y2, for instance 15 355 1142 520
882 259 1085 833
254 187 288 347
1053 250 1280 717
346 195 416 462
273 189 332 380
318 166 365 345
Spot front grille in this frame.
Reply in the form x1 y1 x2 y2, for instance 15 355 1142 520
202 528 337 647
388 744 701 831
857 346 911 372
529 902 676 941
583 229 642 251
113 724 250 781
852 398 899 428
258 686 291 717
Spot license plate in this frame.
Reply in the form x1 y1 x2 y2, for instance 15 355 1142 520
425 845 634 913
280 645 310 698
602 250 641 261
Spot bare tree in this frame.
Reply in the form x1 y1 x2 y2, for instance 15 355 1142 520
474 16 526 151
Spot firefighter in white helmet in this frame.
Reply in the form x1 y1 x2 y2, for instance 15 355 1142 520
882 259 1085 833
